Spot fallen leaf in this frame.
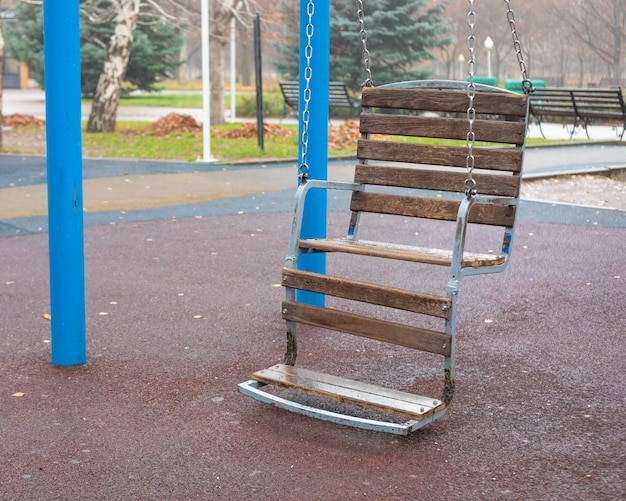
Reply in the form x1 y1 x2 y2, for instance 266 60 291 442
41 313 51 321
12 392 25 397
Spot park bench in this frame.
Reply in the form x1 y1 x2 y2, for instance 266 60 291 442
529 87 626 140
279 81 360 118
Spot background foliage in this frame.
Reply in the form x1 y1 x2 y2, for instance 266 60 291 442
5 1 184 96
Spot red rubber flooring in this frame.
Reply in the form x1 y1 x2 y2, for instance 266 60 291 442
1 212 624 499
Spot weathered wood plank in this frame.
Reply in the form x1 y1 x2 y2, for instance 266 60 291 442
282 267 452 319
353 164 520 197
299 238 505 268
281 300 452 356
361 87 528 117
252 363 445 420
359 113 526 145
349 192 516 227
357 140 523 172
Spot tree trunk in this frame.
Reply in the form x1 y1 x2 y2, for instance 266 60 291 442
86 0 140 133
208 0 245 125
177 37 189 86
209 34 226 125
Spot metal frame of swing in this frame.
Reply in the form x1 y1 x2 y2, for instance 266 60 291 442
239 1 533 435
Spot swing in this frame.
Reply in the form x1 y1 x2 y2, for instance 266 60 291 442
239 0 533 434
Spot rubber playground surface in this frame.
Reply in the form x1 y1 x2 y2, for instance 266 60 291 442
1 147 625 499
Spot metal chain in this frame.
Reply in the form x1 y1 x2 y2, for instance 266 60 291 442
298 0 315 183
356 0 373 87
464 0 477 197
503 0 534 94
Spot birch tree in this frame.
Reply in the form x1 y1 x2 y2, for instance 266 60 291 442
86 0 141 132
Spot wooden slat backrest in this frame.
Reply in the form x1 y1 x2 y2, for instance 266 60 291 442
351 84 528 227
360 86 528 116
354 164 520 197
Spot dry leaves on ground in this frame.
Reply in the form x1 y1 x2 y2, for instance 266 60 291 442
4 113 46 128
215 122 294 139
328 120 360 150
143 112 202 135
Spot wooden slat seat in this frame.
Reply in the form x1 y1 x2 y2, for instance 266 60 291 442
252 364 445 421
298 237 505 268
240 80 530 434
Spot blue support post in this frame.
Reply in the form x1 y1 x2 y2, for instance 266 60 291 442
43 0 87 366
297 0 329 306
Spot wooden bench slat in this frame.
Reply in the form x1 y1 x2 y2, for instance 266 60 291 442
359 113 526 145
349 192 516 227
357 139 523 172
282 267 452 318
530 88 626 135
299 237 505 268
361 86 528 117
252 363 445 420
279 81 358 111
282 300 452 356
354 164 520 197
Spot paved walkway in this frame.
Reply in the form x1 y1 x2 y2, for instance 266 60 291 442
1 142 625 239
1 90 625 499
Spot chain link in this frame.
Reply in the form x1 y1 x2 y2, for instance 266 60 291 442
356 0 373 87
503 0 534 94
464 0 477 197
298 0 315 183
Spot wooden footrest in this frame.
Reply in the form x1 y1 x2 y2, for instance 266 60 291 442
252 364 445 421
299 237 505 268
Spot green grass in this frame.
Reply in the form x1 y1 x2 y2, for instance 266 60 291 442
80 122 301 162
79 121 575 163
118 94 203 108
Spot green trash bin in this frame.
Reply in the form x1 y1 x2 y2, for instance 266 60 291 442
505 79 546 93
464 76 498 87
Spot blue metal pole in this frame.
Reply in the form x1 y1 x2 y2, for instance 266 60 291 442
297 0 329 306
43 0 86 366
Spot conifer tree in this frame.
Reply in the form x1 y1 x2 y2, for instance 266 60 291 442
273 0 451 92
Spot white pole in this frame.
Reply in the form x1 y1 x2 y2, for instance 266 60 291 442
200 0 215 162
230 17 236 121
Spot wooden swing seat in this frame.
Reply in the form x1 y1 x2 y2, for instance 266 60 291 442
239 80 529 434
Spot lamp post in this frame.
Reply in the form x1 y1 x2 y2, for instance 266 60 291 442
484 36 494 78
458 53 465 80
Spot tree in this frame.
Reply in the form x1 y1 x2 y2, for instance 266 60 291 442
208 0 252 125
273 0 452 93
83 0 188 132
85 0 141 132
5 1 183 96
4 2 44 87
563 0 625 80
271 0 299 80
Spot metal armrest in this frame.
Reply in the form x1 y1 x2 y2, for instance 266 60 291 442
285 180 362 267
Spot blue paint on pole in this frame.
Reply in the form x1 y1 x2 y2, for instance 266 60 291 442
43 0 86 365
297 0 329 306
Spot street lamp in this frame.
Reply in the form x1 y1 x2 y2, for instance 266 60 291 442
484 36 494 78
458 53 465 81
